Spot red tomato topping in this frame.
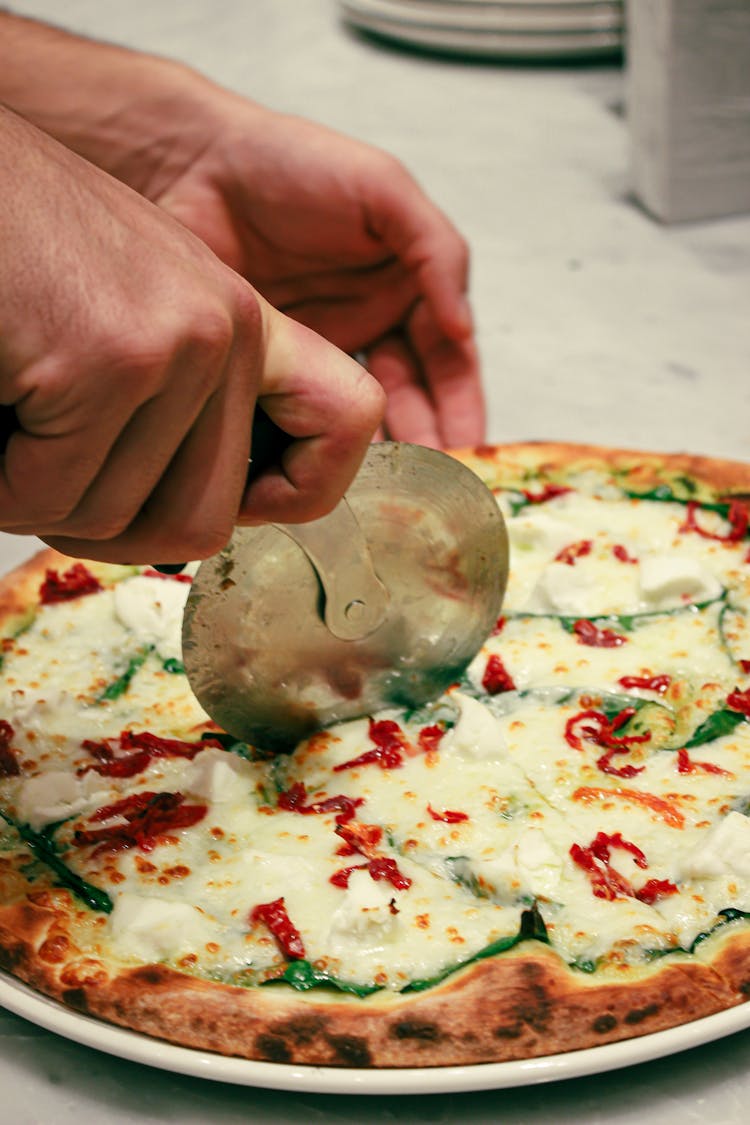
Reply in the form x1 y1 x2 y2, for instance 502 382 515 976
573 619 627 648
330 856 411 891
418 724 445 754
617 674 672 695
277 782 364 825
142 567 193 584
491 615 507 636
39 563 102 605
570 831 677 904
636 878 680 905
333 718 408 772
727 687 750 716
249 897 306 960
74 791 207 856
569 842 633 901
367 856 412 890
482 653 516 695
81 730 222 778
329 862 368 888
427 803 469 824
555 539 593 566
612 544 638 564
520 484 572 504
676 748 733 777
335 821 383 858
680 499 749 543
565 708 649 778
0 720 19 778
740 660 750 674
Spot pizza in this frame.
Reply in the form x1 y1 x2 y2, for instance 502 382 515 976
1 441 750 1069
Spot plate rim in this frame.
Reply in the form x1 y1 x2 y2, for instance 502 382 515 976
1 970 749 1094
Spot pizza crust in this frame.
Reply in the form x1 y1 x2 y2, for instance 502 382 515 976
1 443 750 1067
0 885 745 1066
454 441 750 498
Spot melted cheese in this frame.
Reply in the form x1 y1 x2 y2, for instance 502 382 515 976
1 477 750 993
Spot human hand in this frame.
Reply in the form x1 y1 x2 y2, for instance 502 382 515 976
151 95 483 450
0 107 384 564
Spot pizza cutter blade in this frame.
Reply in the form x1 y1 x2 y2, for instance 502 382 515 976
182 442 508 751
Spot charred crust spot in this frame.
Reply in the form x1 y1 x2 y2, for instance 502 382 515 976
128 965 173 988
0 945 24 972
592 1013 618 1034
282 1017 324 1046
255 1033 292 1063
390 1020 443 1043
326 1035 372 1067
62 988 89 1013
512 964 552 1032
493 1023 523 1039
739 979 750 996
624 1003 660 1025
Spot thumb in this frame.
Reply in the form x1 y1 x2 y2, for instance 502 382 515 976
240 300 385 524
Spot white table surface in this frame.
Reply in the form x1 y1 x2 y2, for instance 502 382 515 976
2 1 750 1120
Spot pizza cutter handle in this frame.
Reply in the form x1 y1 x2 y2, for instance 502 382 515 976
273 500 390 642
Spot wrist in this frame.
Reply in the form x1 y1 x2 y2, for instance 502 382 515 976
0 12 244 196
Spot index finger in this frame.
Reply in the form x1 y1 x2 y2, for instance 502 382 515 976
363 161 473 343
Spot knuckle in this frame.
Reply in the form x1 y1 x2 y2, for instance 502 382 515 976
190 302 235 361
173 521 233 561
232 282 263 335
350 373 387 434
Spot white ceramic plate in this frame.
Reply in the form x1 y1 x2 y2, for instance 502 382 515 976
1 971 749 1094
340 1 623 58
340 0 624 34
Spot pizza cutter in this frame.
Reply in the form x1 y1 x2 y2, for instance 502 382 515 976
182 442 508 751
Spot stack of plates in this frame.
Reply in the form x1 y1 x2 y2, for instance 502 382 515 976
339 0 625 60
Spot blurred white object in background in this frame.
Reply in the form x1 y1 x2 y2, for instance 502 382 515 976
339 0 625 60
628 0 750 222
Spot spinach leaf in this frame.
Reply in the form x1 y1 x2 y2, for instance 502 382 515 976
0 810 112 914
685 709 746 749
98 645 152 701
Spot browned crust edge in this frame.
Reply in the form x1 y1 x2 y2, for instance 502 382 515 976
0 547 69 636
452 440 750 497
1 894 748 1067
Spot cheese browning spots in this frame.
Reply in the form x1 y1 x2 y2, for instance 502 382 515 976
1 456 750 1001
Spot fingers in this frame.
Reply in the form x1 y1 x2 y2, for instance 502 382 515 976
366 334 440 448
363 157 473 343
239 307 385 524
42 292 263 563
273 260 419 356
367 299 485 450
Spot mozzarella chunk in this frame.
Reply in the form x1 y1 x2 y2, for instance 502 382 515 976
442 692 507 760
328 869 400 948
16 770 110 830
532 562 594 616
472 828 563 903
185 748 254 805
507 512 572 554
108 893 216 962
683 812 750 880
113 575 189 662
639 555 722 611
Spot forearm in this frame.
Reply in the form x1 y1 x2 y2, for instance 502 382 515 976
0 10 235 196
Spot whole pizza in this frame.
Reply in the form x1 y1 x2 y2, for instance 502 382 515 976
1 441 750 1068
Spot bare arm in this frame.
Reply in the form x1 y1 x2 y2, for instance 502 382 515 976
0 10 484 448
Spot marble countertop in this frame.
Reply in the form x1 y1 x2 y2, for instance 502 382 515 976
2 1 750 1120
